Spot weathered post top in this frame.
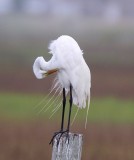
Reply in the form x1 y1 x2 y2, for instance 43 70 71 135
51 133 83 160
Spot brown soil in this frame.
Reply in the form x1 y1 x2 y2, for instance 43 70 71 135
0 121 134 160
0 66 134 98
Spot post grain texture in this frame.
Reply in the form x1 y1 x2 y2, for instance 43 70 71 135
51 133 83 160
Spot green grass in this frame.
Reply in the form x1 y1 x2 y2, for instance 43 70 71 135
88 98 134 123
0 92 40 120
0 92 134 124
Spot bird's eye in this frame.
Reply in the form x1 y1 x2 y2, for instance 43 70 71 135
39 67 43 71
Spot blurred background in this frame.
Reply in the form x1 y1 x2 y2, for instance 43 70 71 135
0 0 134 159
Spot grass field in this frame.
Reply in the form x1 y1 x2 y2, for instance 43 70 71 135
0 92 134 124
0 92 134 160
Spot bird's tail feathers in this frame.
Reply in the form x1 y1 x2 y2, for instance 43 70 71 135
85 91 90 129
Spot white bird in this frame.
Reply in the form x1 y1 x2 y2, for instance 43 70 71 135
33 35 91 144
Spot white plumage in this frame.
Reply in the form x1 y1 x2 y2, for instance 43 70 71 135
33 35 91 127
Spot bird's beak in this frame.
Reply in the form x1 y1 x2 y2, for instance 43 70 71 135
43 68 58 77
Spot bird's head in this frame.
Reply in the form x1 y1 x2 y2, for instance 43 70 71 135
33 64 46 79
33 57 58 79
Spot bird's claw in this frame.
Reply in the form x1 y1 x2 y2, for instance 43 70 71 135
49 130 70 146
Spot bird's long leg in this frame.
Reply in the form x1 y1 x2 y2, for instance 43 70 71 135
49 86 73 146
58 85 73 144
49 88 66 145
61 88 66 131
67 85 73 131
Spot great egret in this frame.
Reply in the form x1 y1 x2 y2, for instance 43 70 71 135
33 35 91 144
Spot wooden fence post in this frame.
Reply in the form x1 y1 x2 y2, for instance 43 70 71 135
51 132 83 160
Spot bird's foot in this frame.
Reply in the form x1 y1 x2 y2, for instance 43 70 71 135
49 130 69 146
